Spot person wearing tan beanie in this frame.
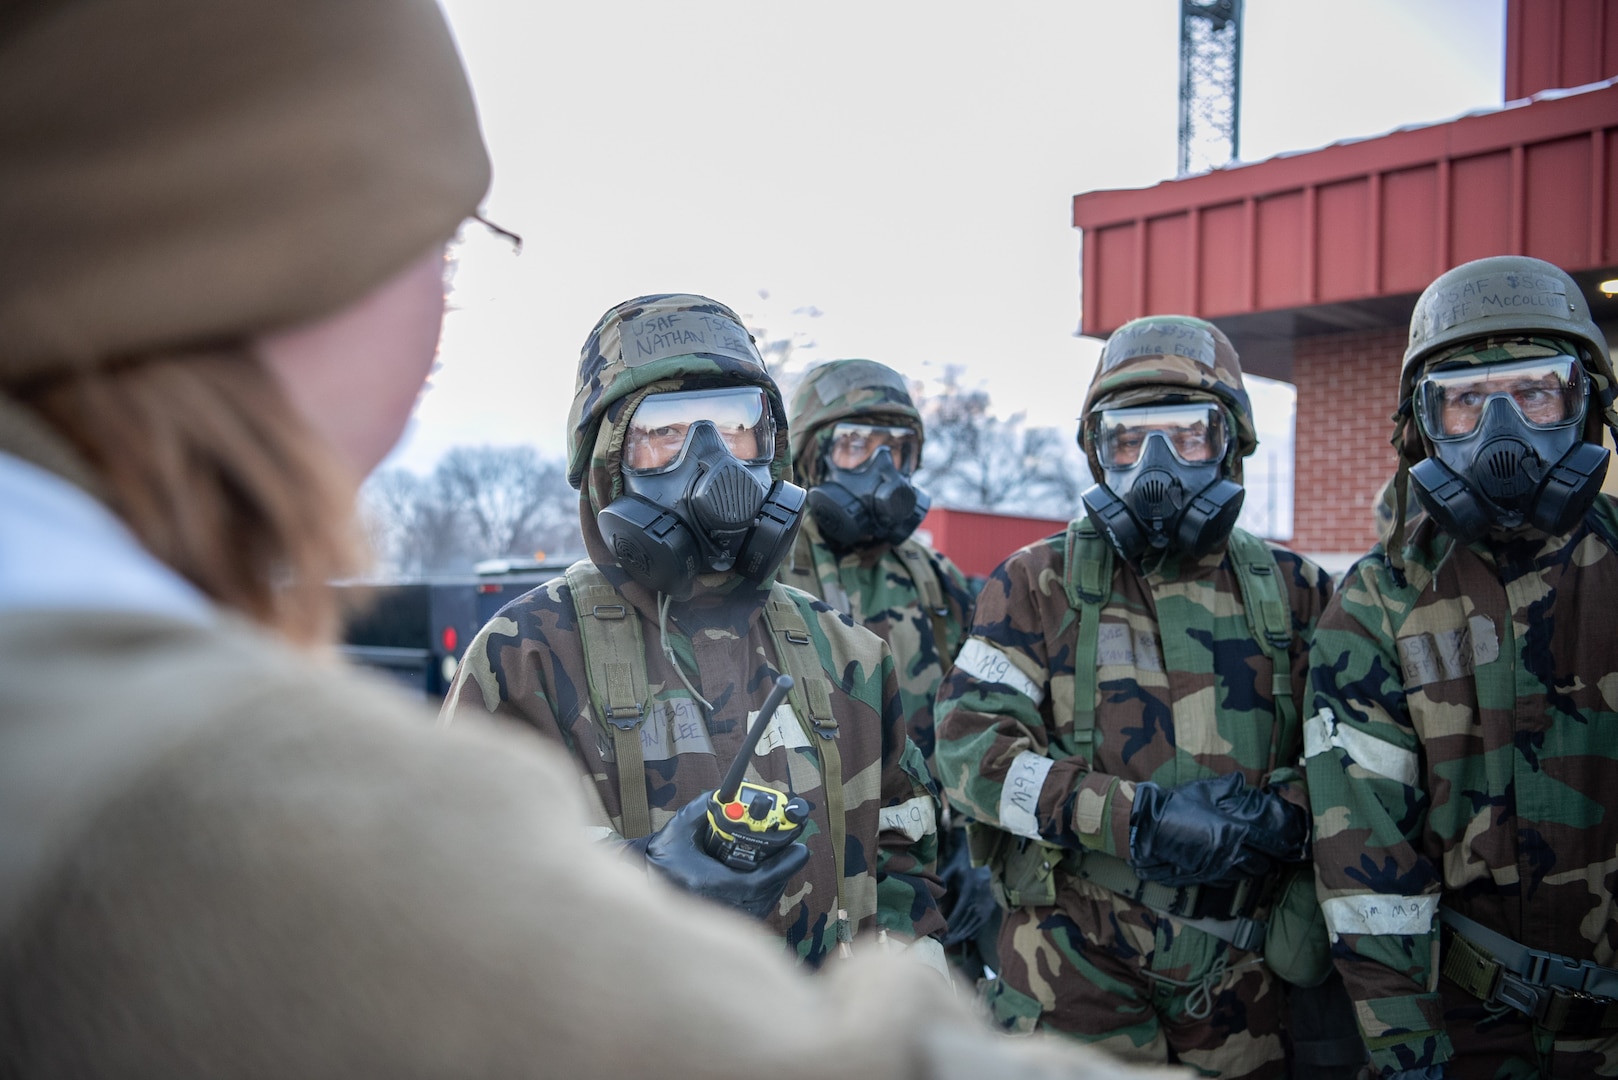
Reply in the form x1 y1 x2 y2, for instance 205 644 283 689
0 2 1183 1077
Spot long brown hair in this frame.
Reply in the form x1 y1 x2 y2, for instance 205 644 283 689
11 346 363 645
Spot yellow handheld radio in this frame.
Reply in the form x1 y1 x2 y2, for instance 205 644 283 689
703 674 812 871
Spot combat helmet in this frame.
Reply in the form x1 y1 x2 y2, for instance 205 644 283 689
1400 255 1616 452
788 358 923 487
1079 315 1256 481
1386 257 1618 563
567 294 791 494
788 358 930 549
567 294 802 598
1078 315 1255 560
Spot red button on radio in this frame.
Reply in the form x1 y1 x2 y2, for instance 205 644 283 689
723 802 745 820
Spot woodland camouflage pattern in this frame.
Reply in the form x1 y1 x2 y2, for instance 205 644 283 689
934 528 1332 1076
442 569 945 964
1305 498 1618 1077
780 516 972 777
783 359 973 775
444 295 945 966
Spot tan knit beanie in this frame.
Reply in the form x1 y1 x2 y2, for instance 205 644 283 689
0 0 491 379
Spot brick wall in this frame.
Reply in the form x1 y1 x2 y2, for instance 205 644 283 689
1292 327 1406 558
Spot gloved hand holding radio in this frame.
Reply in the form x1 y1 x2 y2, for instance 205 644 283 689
625 792 810 919
1128 772 1309 888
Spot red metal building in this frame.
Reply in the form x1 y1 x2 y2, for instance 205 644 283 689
1072 0 1618 568
917 507 1068 579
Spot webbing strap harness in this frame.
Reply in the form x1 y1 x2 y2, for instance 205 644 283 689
1062 521 1295 770
566 561 854 947
895 539 955 675
761 591 851 949
1065 846 1265 952
1441 907 1618 1036
787 527 954 675
566 561 653 840
1045 520 1293 947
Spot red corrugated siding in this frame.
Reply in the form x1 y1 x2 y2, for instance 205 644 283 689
1509 0 1618 100
1072 82 1618 337
918 507 1069 579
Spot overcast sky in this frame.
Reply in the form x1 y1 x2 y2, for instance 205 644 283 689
392 0 1507 533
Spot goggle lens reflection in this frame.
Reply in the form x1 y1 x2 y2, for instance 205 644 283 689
1418 356 1586 440
827 422 921 475
624 387 774 474
1097 403 1225 468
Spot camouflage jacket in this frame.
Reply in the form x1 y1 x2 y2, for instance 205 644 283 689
778 517 973 778
1304 498 1618 1073
934 526 1331 878
441 565 946 966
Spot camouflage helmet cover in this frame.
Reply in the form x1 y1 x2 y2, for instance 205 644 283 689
565 293 790 491
1399 255 1617 448
1079 315 1257 481
787 358 923 487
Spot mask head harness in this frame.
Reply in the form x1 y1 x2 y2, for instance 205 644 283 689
1077 316 1255 562
1388 257 1617 562
807 420 930 549
1080 400 1244 560
598 386 805 599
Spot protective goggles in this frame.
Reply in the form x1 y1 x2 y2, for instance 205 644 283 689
1095 402 1226 468
1416 355 1587 441
623 386 775 475
826 421 921 475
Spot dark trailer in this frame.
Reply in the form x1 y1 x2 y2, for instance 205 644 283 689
337 558 574 699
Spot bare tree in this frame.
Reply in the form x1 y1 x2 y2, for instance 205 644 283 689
361 446 582 576
912 367 1087 520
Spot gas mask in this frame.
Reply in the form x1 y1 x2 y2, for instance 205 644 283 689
1080 401 1244 561
598 386 805 599
807 421 931 549
1410 354 1608 542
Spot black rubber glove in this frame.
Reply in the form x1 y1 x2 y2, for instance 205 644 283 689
937 827 999 949
1129 772 1309 888
624 792 811 919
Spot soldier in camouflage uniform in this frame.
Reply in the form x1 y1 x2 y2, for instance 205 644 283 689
1305 255 1618 1080
442 294 946 969
781 359 973 776
780 358 991 974
935 316 1339 1077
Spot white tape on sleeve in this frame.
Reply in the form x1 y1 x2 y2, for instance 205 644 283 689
879 796 938 842
1303 707 1419 786
1321 893 1438 942
998 750 1054 840
955 638 1045 705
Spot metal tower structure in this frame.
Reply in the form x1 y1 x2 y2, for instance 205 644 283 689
1178 0 1244 176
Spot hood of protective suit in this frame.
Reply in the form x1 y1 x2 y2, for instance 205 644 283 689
1080 315 1256 482
787 359 923 488
568 294 791 606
